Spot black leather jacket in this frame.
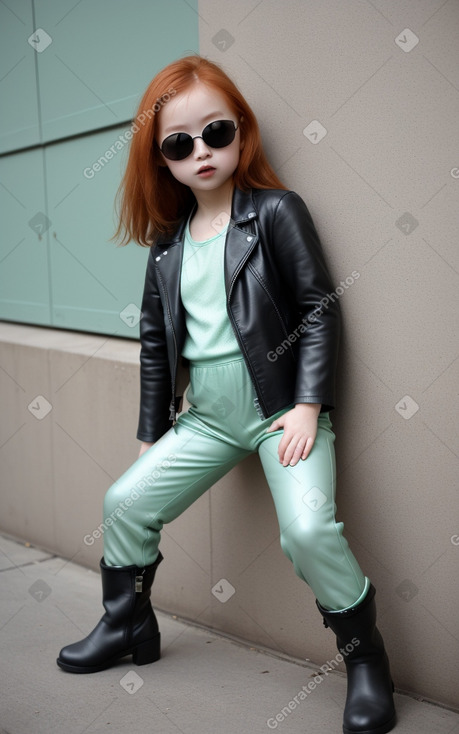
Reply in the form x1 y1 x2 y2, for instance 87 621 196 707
137 186 341 443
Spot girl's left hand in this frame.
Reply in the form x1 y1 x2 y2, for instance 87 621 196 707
265 403 321 467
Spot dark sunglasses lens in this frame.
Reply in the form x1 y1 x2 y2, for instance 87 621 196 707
160 120 236 160
161 132 193 161
203 120 236 148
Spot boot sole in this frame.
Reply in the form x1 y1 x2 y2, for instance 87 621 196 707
343 712 396 734
56 632 161 674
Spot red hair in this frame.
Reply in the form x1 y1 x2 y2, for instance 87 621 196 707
113 55 287 247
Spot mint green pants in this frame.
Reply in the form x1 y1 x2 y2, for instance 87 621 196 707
103 357 368 611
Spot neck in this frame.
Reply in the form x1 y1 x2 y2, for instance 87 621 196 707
191 178 234 220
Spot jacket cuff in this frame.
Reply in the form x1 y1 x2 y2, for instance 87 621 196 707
136 433 156 443
136 419 173 443
294 396 335 412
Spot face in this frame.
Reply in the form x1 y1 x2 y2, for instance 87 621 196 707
155 83 242 197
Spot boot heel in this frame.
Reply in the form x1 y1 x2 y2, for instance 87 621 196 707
133 633 161 666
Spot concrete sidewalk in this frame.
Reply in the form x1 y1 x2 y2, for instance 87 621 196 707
1 533 458 734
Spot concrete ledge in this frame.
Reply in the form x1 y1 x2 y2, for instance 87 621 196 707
0 320 141 361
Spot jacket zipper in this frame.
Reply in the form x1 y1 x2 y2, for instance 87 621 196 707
226 301 265 418
156 268 178 421
247 262 295 361
226 237 268 420
135 570 145 593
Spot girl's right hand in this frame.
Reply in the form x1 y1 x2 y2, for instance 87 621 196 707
139 441 154 458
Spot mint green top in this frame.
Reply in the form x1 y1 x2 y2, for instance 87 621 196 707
180 218 241 364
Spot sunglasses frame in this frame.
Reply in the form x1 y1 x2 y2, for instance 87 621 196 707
158 119 239 161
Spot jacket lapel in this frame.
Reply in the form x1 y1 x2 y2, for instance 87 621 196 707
153 187 259 315
224 187 259 297
153 220 186 349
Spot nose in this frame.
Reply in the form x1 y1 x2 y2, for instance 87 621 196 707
192 136 212 159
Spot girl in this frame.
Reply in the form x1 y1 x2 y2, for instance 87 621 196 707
57 55 396 734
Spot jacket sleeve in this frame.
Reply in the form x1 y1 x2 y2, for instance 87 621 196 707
136 246 174 442
271 191 341 412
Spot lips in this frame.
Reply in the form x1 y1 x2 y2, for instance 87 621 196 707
197 166 216 174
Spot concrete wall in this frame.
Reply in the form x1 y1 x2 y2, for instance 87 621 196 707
1 0 458 711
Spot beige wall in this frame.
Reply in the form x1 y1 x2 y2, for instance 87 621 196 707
197 0 459 707
1 0 458 712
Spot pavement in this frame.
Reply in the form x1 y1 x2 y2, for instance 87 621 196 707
1 532 459 734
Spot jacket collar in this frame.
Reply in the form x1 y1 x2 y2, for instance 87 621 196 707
155 186 258 248
152 187 259 306
231 185 259 224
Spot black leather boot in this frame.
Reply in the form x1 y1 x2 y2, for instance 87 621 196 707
56 552 163 673
316 584 396 734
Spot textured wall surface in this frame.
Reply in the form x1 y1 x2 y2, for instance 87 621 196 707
196 0 459 708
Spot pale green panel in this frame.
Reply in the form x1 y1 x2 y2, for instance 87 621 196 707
0 1 41 153
45 126 149 338
0 148 51 324
35 0 199 143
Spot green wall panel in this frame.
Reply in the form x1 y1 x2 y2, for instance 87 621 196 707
0 0 199 338
0 147 51 325
45 127 149 338
0 0 41 153
37 0 199 145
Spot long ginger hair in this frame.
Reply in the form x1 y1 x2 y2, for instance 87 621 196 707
113 55 287 247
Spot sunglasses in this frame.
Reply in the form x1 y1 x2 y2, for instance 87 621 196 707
158 119 239 161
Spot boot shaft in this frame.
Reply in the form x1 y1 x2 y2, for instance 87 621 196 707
317 585 386 661
99 552 163 627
